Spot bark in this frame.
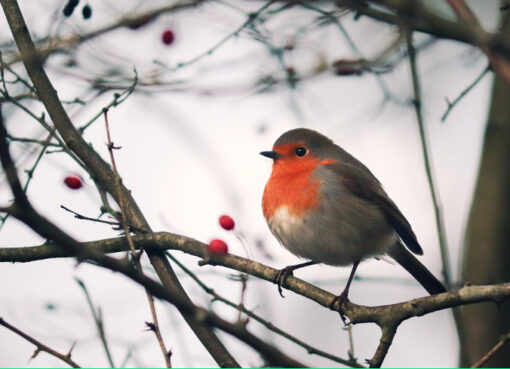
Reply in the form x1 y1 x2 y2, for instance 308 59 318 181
460 6 510 366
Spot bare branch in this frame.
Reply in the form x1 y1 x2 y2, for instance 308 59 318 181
441 64 491 122
406 29 467 363
1 232 509 316
471 333 510 368
75 278 115 368
0 317 81 368
103 108 171 368
406 31 452 287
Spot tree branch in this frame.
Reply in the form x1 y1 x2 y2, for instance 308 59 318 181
441 64 491 122
75 278 115 368
1 232 508 321
471 333 510 368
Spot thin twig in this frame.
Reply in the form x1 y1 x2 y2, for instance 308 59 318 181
103 109 171 368
74 278 115 367
471 333 510 368
145 292 172 367
406 31 452 287
0 130 55 230
441 64 491 122
79 71 138 133
60 205 146 233
159 1 274 71
1 0 207 69
406 30 468 364
0 317 81 368
6 134 61 146
302 3 404 105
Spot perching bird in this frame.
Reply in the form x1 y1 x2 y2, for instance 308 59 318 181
261 128 446 307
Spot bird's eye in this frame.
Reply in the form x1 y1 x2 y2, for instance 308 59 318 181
295 147 307 157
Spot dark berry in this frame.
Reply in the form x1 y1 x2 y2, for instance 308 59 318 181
64 175 83 190
63 0 79 17
161 29 175 45
82 5 92 19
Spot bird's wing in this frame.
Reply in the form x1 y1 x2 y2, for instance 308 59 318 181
329 152 423 255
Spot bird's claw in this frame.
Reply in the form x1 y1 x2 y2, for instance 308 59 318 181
329 290 349 324
273 266 294 298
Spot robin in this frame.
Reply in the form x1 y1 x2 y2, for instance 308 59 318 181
261 128 446 308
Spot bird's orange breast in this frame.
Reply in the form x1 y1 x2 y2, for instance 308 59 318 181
262 156 335 220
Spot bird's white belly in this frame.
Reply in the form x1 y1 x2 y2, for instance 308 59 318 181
267 205 396 266
268 206 304 236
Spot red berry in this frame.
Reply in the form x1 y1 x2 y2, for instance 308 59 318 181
219 215 235 231
208 239 228 254
161 29 175 45
64 175 83 189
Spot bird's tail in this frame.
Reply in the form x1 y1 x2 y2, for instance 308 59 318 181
387 242 447 295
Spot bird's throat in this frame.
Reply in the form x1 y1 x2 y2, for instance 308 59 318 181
263 162 322 220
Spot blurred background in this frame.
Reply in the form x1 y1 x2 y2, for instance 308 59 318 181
0 0 508 367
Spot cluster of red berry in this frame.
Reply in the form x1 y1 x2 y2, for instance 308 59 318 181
63 172 234 256
208 215 235 254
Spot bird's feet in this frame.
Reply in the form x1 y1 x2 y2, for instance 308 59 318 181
329 289 350 324
272 261 316 298
273 266 295 298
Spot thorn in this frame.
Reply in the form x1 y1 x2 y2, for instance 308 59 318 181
66 341 76 358
144 321 156 332
29 348 40 361
74 277 85 288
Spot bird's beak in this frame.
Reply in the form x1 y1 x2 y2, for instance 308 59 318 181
260 150 281 160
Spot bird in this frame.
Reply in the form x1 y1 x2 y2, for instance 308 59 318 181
260 128 446 309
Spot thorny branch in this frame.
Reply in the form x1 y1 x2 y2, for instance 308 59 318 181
0 317 81 368
103 109 171 368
